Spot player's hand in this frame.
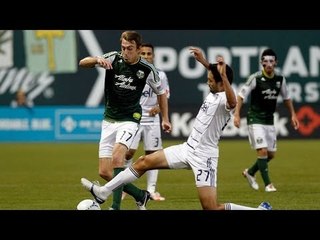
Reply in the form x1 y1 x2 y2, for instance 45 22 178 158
149 105 160 116
162 120 172 133
216 56 226 76
190 47 203 60
190 46 210 69
291 116 300 130
96 57 113 69
233 115 241 128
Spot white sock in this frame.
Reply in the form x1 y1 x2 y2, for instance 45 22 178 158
147 169 159 193
100 168 139 197
225 203 260 210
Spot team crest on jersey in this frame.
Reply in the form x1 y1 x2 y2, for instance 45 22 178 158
276 81 281 88
136 70 145 79
133 112 141 120
256 137 263 145
200 101 209 113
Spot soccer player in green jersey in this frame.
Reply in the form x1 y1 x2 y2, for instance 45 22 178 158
79 31 171 209
123 43 170 201
233 48 299 192
80 47 272 210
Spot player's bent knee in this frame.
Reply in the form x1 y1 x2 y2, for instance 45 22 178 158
135 155 152 170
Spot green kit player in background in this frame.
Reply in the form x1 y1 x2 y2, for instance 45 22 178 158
79 30 171 210
233 48 300 192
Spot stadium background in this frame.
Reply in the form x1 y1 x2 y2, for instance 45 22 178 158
0 30 319 141
0 30 319 211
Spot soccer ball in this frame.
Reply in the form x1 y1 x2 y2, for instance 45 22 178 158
76 199 101 210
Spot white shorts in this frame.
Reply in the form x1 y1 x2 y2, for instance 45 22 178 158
248 124 277 151
164 142 218 187
130 124 162 151
99 120 139 158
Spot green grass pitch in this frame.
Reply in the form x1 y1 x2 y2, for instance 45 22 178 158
0 139 319 210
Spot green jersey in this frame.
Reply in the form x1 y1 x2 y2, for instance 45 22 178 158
239 70 290 125
101 51 164 123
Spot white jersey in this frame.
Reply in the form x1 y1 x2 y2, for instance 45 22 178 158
139 68 170 125
186 92 234 158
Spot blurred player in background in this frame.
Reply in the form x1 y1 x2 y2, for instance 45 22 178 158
79 30 171 210
233 48 299 192
124 43 170 201
11 89 33 109
81 47 272 210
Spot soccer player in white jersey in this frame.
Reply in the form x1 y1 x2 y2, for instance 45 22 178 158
124 43 170 201
81 47 271 210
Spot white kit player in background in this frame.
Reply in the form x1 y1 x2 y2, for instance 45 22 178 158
124 43 170 201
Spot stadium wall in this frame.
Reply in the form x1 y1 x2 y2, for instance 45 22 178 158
0 30 318 140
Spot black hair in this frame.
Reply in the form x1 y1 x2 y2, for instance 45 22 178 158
261 48 277 61
141 43 154 51
208 63 233 84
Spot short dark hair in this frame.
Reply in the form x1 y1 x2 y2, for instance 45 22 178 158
208 63 233 84
261 48 277 61
141 43 154 51
120 31 143 48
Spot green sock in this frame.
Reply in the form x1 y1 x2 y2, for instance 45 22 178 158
248 160 259 176
111 168 124 210
123 184 145 202
257 157 271 186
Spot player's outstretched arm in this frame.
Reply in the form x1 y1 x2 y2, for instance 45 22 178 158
79 56 113 69
217 56 237 110
190 47 210 69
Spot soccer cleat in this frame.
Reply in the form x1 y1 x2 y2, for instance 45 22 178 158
81 178 106 204
265 183 277 192
136 190 151 210
258 201 272 210
150 192 165 201
242 169 259 190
